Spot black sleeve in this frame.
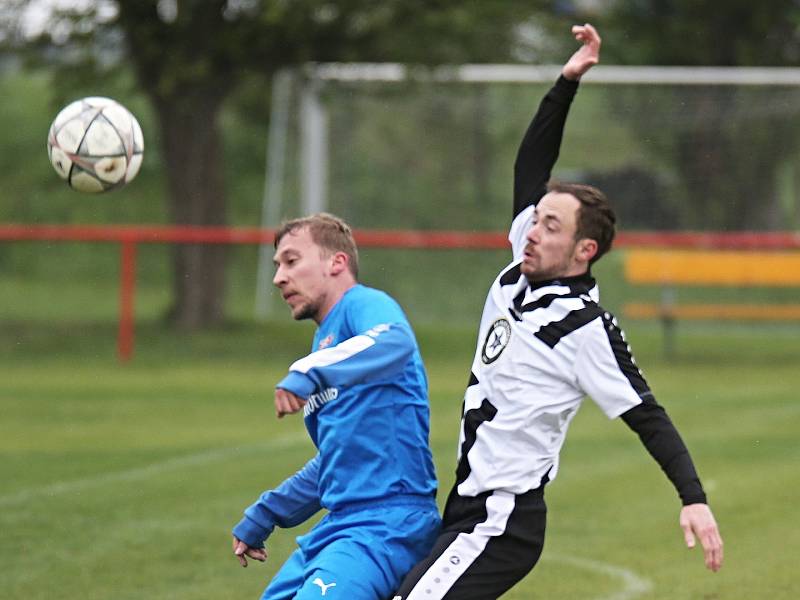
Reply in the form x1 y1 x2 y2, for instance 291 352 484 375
620 397 708 506
513 75 580 218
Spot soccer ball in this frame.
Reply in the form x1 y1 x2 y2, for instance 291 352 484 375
47 96 144 193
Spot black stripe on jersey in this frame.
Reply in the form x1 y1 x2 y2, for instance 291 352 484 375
499 264 522 286
455 398 498 487
458 372 480 424
510 289 527 321
534 305 602 348
511 274 598 320
600 312 651 396
514 292 564 315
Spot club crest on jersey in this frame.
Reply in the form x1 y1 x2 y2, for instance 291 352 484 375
318 334 334 350
481 318 511 364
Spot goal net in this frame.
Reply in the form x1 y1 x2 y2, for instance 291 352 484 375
256 64 800 322
264 64 800 233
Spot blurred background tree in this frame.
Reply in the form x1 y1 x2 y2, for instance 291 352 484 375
3 1 800 330
0 0 553 329
596 0 800 230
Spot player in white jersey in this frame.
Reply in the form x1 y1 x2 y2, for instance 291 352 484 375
393 24 723 600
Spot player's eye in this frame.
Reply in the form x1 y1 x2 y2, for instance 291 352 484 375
543 217 559 232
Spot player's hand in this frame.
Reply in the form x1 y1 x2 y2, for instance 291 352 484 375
562 23 601 81
275 387 307 418
679 503 723 572
232 536 267 568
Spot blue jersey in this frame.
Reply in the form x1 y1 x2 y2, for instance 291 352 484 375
234 284 438 547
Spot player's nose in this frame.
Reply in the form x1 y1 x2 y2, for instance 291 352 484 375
526 224 540 244
273 266 287 287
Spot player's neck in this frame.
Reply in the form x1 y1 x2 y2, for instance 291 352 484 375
314 280 357 324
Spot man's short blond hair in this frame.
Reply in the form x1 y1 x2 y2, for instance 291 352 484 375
274 213 359 278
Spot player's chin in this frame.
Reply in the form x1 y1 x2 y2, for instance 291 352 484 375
291 302 316 321
520 259 538 278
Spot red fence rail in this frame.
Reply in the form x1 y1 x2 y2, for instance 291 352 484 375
3 224 800 249
2 223 799 361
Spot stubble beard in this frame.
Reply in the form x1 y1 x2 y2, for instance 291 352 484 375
521 246 576 283
291 298 320 321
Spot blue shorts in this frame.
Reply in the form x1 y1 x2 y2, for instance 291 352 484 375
261 496 441 600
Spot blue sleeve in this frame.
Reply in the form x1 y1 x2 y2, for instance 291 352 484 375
231 455 322 548
277 322 415 398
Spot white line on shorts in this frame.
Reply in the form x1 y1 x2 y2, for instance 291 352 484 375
0 433 306 508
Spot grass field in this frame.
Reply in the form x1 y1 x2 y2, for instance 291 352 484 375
2 318 799 599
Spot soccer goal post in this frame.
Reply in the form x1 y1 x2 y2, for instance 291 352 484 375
255 64 800 320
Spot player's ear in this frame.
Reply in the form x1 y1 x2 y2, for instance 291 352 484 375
329 251 350 276
575 238 598 264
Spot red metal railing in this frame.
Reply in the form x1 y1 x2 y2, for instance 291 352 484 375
2 223 799 361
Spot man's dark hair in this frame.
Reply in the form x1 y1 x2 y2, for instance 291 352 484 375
547 180 616 265
274 213 359 278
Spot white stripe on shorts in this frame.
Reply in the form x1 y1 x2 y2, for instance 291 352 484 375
404 491 516 600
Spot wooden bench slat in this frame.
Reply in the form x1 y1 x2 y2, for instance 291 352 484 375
625 250 800 286
624 302 800 320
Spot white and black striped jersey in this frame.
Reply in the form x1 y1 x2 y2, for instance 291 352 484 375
456 206 648 497
453 76 705 506
394 74 708 600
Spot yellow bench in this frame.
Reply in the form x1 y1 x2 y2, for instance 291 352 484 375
623 249 800 353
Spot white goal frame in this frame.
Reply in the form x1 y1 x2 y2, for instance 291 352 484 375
255 64 800 319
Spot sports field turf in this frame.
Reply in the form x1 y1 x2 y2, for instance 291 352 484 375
1 321 798 599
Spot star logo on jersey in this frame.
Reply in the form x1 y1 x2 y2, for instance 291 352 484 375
312 577 337 596
481 318 511 364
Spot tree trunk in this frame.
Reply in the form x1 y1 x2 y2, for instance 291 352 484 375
155 95 227 329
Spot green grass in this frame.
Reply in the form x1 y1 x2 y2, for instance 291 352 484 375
1 321 799 599
3 62 799 598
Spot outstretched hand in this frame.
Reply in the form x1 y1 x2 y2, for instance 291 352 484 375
679 503 724 572
562 23 601 81
232 536 267 568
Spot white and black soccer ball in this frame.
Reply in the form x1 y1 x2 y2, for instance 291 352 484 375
47 96 144 193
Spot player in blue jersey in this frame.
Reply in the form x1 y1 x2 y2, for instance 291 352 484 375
231 213 440 599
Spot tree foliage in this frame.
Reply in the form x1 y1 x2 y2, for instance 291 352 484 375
3 0 547 328
10 1 800 326
595 0 800 230
601 0 800 66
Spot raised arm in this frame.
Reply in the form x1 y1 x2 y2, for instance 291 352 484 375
512 23 601 219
